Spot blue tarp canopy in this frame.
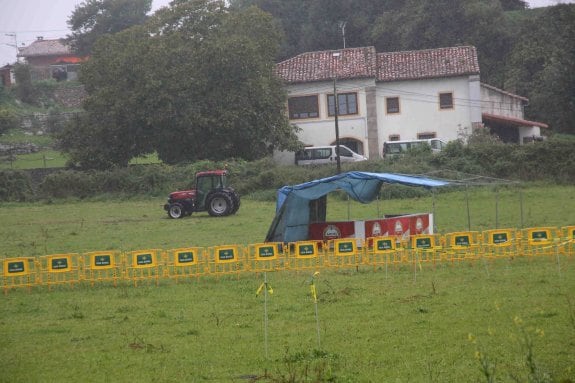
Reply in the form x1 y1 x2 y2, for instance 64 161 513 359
265 171 450 243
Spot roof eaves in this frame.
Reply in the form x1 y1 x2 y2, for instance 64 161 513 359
481 83 529 102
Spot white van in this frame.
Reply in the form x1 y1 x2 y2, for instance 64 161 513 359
295 145 367 166
383 138 447 157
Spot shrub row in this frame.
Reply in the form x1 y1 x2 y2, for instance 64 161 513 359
0 137 573 202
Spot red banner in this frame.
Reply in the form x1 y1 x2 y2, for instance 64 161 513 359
309 213 432 242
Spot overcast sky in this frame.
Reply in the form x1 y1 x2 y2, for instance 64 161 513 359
0 0 573 66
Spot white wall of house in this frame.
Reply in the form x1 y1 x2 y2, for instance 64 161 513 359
480 85 526 119
286 78 375 154
519 126 542 143
375 75 480 153
277 75 501 164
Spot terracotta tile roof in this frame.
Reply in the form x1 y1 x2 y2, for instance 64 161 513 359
377 46 479 81
276 46 377 84
481 83 528 102
482 113 549 129
18 39 71 58
276 46 479 84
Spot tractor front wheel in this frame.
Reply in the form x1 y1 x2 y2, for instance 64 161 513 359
168 203 185 219
207 192 234 217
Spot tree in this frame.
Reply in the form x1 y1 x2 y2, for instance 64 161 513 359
59 0 300 169
231 0 395 60
12 64 36 105
499 0 527 11
505 4 575 134
67 0 152 56
371 0 511 85
0 108 19 135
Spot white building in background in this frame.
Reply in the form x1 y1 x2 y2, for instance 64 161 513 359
274 45 547 163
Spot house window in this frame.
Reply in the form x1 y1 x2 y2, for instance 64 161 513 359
439 92 453 109
288 95 319 119
388 134 400 141
328 92 358 116
386 97 400 114
417 132 436 139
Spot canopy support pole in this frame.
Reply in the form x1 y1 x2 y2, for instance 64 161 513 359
495 187 499 229
432 189 437 233
465 184 471 231
347 195 351 220
519 186 524 229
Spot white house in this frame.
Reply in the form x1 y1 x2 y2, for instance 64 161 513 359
274 45 547 162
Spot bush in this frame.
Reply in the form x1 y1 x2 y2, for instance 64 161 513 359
0 170 34 201
12 64 36 105
2 135 574 203
38 170 97 199
0 108 19 135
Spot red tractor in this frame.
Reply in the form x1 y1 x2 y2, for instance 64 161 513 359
163 170 240 219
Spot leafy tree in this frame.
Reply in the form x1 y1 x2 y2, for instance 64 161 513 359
12 64 36 105
500 0 527 11
231 0 396 60
371 0 511 84
505 4 575 134
67 0 152 56
59 0 300 169
0 108 19 135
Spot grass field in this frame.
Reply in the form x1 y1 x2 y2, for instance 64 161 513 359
1 258 574 382
0 184 573 256
0 184 574 382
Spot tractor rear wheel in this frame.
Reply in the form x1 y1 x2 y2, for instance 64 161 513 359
230 191 241 214
207 192 234 217
168 203 185 219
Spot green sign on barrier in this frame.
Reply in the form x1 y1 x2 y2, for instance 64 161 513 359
376 239 393 251
258 246 275 258
136 253 153 265
337 241 354 254
51 258 69 270
531 231 548 241
94 255 111 267
492 233 508 244
218 249 235 261
7 261 25 274
178 251 194 263
298 244 315 256
415 237 432 249
455 235 471 247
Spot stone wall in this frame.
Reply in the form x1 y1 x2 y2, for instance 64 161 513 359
52 85 86 108
20 111 79 134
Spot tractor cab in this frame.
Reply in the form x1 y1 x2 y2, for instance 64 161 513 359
194 170 229 211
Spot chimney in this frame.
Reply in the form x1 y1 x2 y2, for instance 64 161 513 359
37 36 44 41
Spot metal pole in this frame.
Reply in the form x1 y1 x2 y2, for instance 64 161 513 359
432 189 437 233
495 188 499 229
347 195 350 220
264 272 269 359
465 184 471 231
333 77 341 174
519 187 524 229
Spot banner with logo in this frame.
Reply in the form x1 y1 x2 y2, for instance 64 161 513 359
309 213 433 243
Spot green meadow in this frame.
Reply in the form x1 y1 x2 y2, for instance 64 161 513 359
0 184 574 382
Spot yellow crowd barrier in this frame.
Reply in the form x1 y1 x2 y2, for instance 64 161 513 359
1 226 574 294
